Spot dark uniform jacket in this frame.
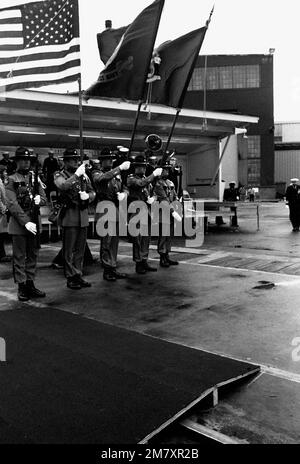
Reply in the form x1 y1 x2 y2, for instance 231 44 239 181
43 157 59 183
54 169 96 228
92 166 128 205
154 178 178 221
127 173 155 203
224 187 239 202
285 184 300 204
5 171 47 235
0 178 6 216
168 168 180 194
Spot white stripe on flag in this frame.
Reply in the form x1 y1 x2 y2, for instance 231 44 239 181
0 51 80 73
0 37 79 58
0 37 23 46
0 10 21 20
0 65 81 86
0 24 22 32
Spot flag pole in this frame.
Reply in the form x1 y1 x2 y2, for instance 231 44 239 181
161 108 180 164
78 76 84 163
128 100 143 156
128 0 166 155
161 5 214 163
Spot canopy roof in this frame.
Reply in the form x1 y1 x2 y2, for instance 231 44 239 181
0 90 258 153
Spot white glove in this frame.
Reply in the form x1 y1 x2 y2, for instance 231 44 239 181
153 168 163 177
172 211 182 222
25 222 37 235
117 192 127 202
34 195 41 206
75 164 86 177
147 196 155 205
119 161 131 171
79 191 89 201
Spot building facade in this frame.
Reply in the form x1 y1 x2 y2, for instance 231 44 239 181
184 54 274 194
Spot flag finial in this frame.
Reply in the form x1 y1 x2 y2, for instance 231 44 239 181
206 5 215 28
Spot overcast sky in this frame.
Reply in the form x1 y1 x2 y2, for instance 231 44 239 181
50 0 300 122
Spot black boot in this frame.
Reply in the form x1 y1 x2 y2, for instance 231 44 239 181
160 254 170 268
76 276 92 288
26 280 46 298
67 277 82 290
143 260 157 272
103 269 117 282
18 283 30 302
166 254 179 266
136 262 146 274
113 271 128 279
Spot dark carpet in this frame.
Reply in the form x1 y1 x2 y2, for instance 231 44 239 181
0 308 259 444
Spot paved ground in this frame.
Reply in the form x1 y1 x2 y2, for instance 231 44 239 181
0 201 300 443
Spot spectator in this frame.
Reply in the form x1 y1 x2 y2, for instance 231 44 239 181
43 150 59 199
223 181 239 227
248 186 255 202
285 178 300 232
0 151 16 176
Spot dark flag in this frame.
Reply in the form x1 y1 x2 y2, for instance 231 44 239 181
97 24 129 65
0 0 80 92
85 0 165 101
150 27 208 109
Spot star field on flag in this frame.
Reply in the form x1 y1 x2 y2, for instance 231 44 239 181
0 0 80 91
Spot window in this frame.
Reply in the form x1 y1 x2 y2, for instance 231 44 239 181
246 65 260 87
188 64 260 91
188 68 205 91
247 159 261 185
219 66 233 89
247 135 261 159
206 67 219 90
247 136 261 185
233 66 247 88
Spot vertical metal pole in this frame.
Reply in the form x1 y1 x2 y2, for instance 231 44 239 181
164 109 180 155
218 139 223 202
128 101 143 156
78 76 84 163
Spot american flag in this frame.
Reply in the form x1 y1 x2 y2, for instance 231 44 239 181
0 0 81 91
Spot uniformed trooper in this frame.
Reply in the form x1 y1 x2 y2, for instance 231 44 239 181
54 149 96 290
285 178 300 231
127 154 162 274
154 160 182 268
167 155 180 195
145 151 158 176
92 147 130 282
5 147 46 302
223 181 239 227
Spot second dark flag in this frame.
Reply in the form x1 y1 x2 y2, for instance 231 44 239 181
150 27 208 109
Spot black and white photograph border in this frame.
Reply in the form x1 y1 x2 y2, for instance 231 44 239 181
0 0 299 454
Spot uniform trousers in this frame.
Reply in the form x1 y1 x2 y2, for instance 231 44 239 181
12 233 38 283
132 235 150 263
62 226 87 279
289 204 300 228
157 221 173 255
157 236 172 255
101 234 119 270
